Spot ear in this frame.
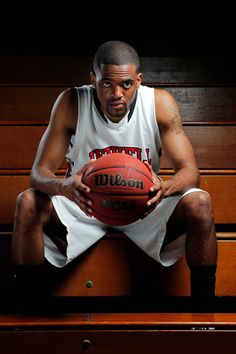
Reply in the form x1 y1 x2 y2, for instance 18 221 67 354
136 72 143 88
90 71 96 87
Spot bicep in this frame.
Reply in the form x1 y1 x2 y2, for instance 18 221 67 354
161 129 198 172
155 89 198 171
32 88 77 173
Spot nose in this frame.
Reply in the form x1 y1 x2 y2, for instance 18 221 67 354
112 85 123 99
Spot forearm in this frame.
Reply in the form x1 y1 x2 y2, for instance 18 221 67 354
162 167 200 197
30 167 64 196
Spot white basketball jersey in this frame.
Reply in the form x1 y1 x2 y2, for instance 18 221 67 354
45 84 203 268
66 85 162 176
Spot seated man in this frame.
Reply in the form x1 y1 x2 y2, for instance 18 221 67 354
12 40 217 299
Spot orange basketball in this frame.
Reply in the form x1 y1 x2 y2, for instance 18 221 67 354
82 153 154 226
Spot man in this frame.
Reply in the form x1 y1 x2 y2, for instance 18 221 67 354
12 40 217 298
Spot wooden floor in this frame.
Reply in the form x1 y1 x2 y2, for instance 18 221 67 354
0 307 236 354
1 311 236 328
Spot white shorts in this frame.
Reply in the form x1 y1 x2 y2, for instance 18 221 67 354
44 188 205 268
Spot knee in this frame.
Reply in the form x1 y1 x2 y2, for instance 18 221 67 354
16 189 37 211
15 189 51 221
183 191 214 225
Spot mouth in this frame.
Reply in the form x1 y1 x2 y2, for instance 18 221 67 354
110 101 125 110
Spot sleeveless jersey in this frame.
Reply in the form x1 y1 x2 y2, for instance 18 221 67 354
65 85 162 175
45 84 204 268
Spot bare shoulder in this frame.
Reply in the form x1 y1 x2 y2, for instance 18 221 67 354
154 88 180 114
50 87 78 132
154 88 183 133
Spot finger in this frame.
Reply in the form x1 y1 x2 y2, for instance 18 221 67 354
78 160 96 192
143 160 152 172
79 202 93 217
74 175 91 193
78 181 91 193
149 183 162 193
76 192 93 207
147 190 162 206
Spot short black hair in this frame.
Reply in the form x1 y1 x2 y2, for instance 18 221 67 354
93 40 140 73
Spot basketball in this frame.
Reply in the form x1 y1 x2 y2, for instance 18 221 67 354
82 153 154 226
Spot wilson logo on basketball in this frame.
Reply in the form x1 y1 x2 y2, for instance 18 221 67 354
101 199 136 210
95 174 144 189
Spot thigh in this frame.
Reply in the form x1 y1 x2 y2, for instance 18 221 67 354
163 193 197 247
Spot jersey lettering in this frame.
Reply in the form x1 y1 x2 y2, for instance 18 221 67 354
89 146 151 164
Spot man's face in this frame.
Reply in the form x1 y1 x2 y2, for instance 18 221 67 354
91 64 142 123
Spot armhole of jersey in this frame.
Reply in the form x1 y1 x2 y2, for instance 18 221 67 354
152 88 163 152
65 87 81 161
74 86 81 139
152 88 159 130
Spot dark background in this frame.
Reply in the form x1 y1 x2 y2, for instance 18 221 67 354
0 3 235 57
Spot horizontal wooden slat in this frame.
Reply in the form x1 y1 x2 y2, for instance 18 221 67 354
1 125 236 169
0 175 235 224
0 87 235 122
167 87 236 122
0 328 236 354
0 56 236 85
0 235 235 297
0 57 92 86
0 312 236 328
0 87 64 121
42 240 235 297
141 56 236 85
161 125 236 169
0 125 46 169
200 175 236 223
216 232 236 239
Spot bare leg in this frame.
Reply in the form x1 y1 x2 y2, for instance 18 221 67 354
165 190 217 266
12 189 55 265
164 190 217 296
11 188 66 310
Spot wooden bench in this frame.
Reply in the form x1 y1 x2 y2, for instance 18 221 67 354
0 55 236 353
0 56 236 297
0 311 236 354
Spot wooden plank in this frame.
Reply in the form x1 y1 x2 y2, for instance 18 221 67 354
0 87 236 122
167 87 236 122
0 56 92 86
200 175 236 224
141 56 236 85
0 125 46 169
0 175 236 224
0 56 236 85
0 87 64 121
43 240 236 297
1 125 236 169
0 329 236 354
161 125 236 169
1 312 236 328
0 235 235 296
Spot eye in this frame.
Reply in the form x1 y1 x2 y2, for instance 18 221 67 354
103 81 111 88
122 80 133 89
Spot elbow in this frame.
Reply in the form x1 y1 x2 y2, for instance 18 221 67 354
29 169 36 188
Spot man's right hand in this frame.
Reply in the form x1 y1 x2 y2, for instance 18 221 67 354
59 160 95 217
